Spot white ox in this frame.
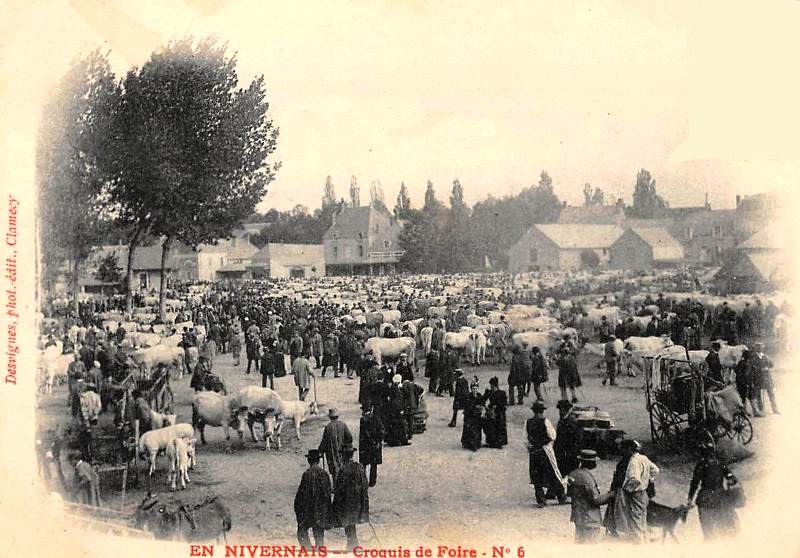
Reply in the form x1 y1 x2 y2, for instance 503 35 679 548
230 386 286 449
510 331 559 357
587 307 622 327
192 391 237 445
419 327 433 355
623 336 674 352
130 345 185 378
363 337 416 366
380 309 401 324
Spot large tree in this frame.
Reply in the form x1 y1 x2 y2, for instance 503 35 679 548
36 50 118 314
627 168 667 218
103 37 279 317
441 179 473 272
322 175 337 208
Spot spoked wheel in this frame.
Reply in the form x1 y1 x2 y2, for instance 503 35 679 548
728 412 753 445
651 402 681 451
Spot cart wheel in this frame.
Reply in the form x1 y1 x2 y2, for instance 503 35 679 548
728 412 753 445
651 402 680 450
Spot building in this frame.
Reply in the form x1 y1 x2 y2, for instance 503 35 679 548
249 243 325 279
714 223 789 293
130 245 176 292
508 224 624 272
557 204 625 227
609 228 685 270
323 206 404 275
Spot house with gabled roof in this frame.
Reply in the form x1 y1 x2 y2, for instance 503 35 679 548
323 206 404 275
609 227 685 270
249 243 325 279
508 224 624 272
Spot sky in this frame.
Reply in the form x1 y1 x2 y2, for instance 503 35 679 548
2 0 799 213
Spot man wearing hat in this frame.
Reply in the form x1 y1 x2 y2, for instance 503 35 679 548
359 405 385 487
396 353 414 383
609 439 659 542
752 342 779 414
293 350 315 401
526 400 567 507
448 369 470 428
318 408 353 481
294 449 332 549
332 443 370 551
554 400 583 478
425 348 440 394
705 342 724 386
566 450 611 543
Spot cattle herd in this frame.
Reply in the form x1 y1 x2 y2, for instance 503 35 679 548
36 268 790 541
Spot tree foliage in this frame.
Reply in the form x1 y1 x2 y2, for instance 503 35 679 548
101 37 279 316
583 183 605 206
626 168 667 218
36 49 118 313
94 252 124 285
394 182 412 219
322 175 337 208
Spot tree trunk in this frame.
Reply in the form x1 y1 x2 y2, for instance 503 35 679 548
158 236 173 322
126 226 144 315
71 256 81 318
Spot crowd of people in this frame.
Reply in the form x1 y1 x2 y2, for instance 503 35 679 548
37 273 784 547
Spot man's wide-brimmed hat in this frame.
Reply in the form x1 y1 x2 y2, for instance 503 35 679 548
306 449 321 460
556 399 573 411
531 400 546 412
328 408 339 418
578 449 597 463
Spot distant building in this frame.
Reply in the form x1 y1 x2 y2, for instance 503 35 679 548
558 204 625 227
250 243 325 279
508 224 624 272
323 206 404 275
714 224 789 293
130 245 176 292
609 228 685 270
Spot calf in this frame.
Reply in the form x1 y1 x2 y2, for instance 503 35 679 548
647 500 689 543
278 400 316 441
138 423 195 476
166 437 196 491
151 410 177 429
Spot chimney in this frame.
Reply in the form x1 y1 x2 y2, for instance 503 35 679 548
735 194 741 208
331 210 337 225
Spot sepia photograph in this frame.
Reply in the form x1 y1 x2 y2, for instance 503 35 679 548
1 1 800 557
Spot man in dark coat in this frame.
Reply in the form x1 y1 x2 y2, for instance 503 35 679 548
530 347 548 401
461 378 484 451
507 347 528 405
396 353 414 383
260 344 276 389
705 342 724 387
358 357 378 408
554 400 583 477
318 408 353 482
448 369 469 427
401 378 423 441
294 449 332 549
526 400 567 507
332 444 369 552
359 406 385 487
425 349 440 394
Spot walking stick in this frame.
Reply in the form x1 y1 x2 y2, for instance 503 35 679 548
367 520 382 546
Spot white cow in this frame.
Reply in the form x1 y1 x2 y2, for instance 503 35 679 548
510 331 559 356
587 307 622 327
166 436 196 491
380 309 401 324
363 337 416 366
623 336 674 352
192 391 237 445
130 345 185 378
419 327 433 355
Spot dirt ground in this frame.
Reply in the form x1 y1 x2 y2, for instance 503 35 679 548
37 348 782 547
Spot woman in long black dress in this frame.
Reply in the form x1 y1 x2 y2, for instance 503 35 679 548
482 376 508 448
461 378 484 451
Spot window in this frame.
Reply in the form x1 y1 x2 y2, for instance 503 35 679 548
712 225 723 238
374 223 380 234
358 245 364 258
333 246 338 258
290 268 305 278
332 233 340 240
358 232 365 240
686 226 694 240
529 248 538 263
384 240 390 248
138 272 148 290
602 248 608 255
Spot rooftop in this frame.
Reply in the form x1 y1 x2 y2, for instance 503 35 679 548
557 205 624 225
535 224 624 249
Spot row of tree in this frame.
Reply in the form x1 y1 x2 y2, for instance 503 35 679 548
245 168 670 272
37 38 279 318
